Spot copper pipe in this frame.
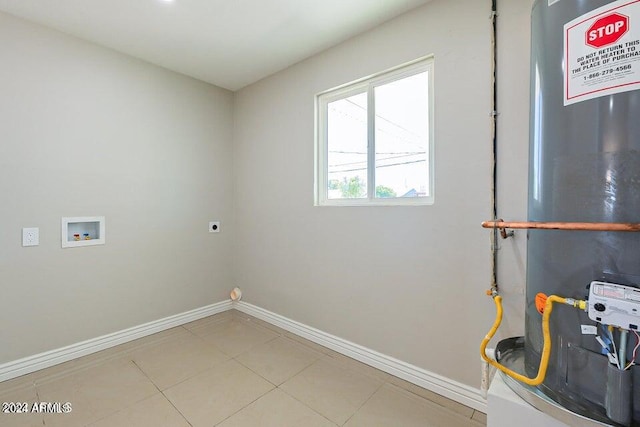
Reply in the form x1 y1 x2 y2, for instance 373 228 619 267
482 221 640 232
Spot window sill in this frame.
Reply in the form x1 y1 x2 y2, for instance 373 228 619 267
315 197 434 207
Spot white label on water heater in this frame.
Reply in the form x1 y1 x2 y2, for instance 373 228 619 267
580 325 598 335
564 0 640 105
588 281 640 330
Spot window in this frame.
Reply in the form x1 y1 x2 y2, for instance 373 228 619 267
315 57 434 206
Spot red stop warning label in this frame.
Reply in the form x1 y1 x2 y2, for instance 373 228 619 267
586 13 629 48
564 0 640 106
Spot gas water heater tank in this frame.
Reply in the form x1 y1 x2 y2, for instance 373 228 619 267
527 0 640 423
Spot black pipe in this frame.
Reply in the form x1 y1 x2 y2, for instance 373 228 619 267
491 0 499 290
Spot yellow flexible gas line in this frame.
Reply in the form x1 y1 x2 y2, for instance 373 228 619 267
480 292 586 386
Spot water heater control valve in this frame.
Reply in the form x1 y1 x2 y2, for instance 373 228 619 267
587 281 640 330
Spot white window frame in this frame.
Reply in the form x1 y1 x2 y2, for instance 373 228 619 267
315 56 435 207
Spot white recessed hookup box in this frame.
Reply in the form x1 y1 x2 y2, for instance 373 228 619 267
61 216 105 248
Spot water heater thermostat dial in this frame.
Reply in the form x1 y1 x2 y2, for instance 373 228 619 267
588 281 640 330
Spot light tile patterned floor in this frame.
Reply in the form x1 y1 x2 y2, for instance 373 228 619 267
0 310 487 426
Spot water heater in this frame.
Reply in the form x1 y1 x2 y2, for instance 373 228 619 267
526 0 640 424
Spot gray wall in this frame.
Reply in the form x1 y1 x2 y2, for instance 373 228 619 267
232 0 528 389
0 12 234 363
0 0 534 392
495 0 534 341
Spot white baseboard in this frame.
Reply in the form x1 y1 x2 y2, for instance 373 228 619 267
0 300 233 382
234 300 487 412
1 298 487 413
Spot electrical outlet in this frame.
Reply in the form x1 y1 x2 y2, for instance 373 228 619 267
209 221 220 233
22 227 39 247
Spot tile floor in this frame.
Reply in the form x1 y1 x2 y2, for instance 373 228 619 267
0 310 487 427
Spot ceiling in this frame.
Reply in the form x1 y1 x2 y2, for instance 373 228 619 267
0 0 431 91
